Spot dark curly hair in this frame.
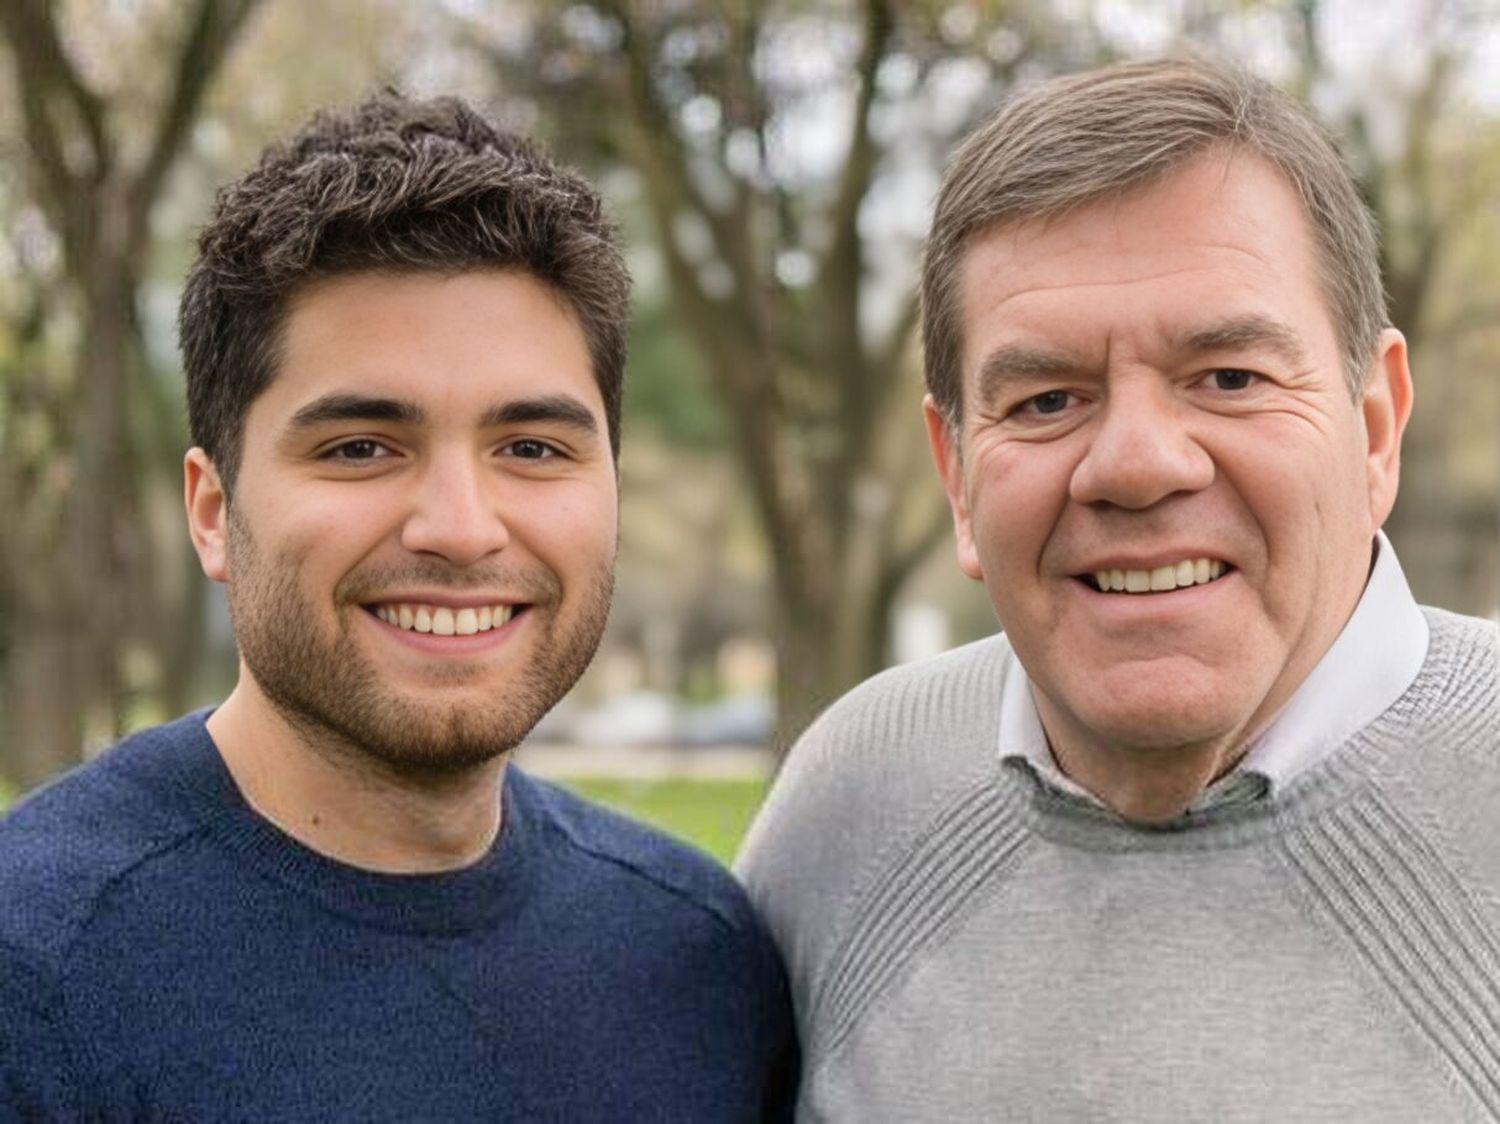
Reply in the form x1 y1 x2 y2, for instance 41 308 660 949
179 91 630 495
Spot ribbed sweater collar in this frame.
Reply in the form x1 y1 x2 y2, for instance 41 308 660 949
146 711 534 936
1001 532 1427 812
996 608 1483 851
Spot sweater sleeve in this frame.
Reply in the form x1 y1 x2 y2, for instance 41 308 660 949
0 939 83 1121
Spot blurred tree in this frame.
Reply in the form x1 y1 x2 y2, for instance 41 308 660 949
0 0 263 788
470 0 1086 750
1214 0 1500 609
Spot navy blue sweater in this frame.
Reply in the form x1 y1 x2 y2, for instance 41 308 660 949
0 713 796 1121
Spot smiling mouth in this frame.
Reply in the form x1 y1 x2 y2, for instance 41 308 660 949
1080 558 1233 594
364 602 529 636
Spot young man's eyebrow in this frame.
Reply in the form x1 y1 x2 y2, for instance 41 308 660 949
480 395 599 434
975 344 1081 407
1176 314 1309 368
282 393 600 435
285 394 424 433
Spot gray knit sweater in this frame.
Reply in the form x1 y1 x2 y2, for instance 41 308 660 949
738 608 1500 1122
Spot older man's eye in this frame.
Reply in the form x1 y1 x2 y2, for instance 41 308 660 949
1208 369 1258 391
1025 390 1073 415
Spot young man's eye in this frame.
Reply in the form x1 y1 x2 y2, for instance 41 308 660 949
324 439 390 460
1207 368 1259 391
504 438 559 460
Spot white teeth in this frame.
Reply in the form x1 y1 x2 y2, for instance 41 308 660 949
1092 558 1228 595
373 602 516 634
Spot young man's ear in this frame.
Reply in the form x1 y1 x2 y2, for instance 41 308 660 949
1361 328 1414 532
922 394 983 582
184 448 230 582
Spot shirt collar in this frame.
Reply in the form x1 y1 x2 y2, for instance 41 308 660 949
1000 531 1429 810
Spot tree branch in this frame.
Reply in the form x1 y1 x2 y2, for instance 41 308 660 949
813 0 895 538
818 0 894 372
0 0 109 269
598 0 760 316
127 0 265 262
878 493 953 618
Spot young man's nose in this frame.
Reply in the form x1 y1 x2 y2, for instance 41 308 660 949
399 457 512 565
1068 382 1215 509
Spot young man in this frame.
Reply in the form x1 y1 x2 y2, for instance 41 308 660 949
0 94 794 1120
738 59 1498 1120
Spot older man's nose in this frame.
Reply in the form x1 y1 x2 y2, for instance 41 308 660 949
1068 383 1215 509
400 457 512 566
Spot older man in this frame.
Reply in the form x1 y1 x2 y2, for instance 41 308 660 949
0 94 794 1120
738 58 1498 1121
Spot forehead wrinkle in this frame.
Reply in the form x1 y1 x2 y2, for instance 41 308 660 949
978 258 1275 312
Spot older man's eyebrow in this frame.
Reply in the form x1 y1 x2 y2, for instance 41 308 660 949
480 395 599 434
285 393 424 433
975 344 1082 407
1177 315 1309 369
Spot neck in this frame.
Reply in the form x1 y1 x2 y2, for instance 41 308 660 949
1034 689 1254 824
1047 733 1246 823
207 673 505 874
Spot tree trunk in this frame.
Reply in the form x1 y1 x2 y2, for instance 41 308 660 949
769 534 896 759
9 239 138 785
4 618 88 790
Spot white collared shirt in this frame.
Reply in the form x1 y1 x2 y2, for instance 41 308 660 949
1000 532 1430 812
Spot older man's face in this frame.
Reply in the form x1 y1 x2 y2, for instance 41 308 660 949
927 150 1407 762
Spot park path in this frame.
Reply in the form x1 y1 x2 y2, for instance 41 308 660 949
513 742 774 781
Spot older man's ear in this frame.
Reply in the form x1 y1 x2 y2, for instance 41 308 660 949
923 394 984 583
1361 328 1414 534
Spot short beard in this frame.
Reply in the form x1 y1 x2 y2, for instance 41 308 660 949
223 508 612 781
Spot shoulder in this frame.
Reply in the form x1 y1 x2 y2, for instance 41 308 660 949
0 715 212 965
741 634 1014 862
1344 609 1500 951
802 632 1015 750
508 768 770 945
756 633 1014 814
1418 607 1498 711
1371 607 1500 754
506 771 796 1102
735 637 1018 1003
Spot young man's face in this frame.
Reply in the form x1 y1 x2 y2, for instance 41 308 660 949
927 151 1408 763
191 270 617 773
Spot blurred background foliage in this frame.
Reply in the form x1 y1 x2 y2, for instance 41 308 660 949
1 0 1496 804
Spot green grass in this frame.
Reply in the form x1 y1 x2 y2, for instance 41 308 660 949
0 778 13 813
559 776 769 865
